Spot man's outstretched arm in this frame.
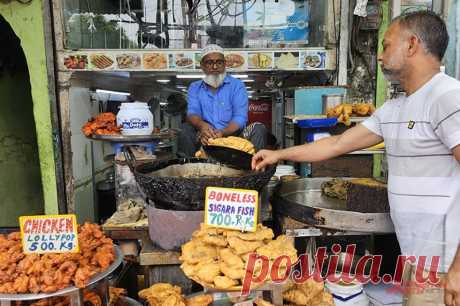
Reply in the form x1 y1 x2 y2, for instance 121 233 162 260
252 124 383 170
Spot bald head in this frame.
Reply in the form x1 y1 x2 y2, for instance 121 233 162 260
393 10 448 61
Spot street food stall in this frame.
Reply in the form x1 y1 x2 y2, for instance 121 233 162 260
1 0 453 305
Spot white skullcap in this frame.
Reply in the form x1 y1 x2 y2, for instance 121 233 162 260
201 44 224 58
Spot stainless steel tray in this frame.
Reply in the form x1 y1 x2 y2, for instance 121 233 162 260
273 178 394 233
90 132 176 142
0 246 123 301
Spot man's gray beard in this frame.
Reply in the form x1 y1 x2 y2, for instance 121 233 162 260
203 73 226 88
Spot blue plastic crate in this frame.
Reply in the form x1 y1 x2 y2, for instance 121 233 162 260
296 117 337 128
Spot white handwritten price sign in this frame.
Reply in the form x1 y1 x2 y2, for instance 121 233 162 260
19 214 79 254
205 187 258 232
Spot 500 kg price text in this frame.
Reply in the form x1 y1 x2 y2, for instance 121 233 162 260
25 234 76 252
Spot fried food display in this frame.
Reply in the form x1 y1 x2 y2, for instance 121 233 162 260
90 54 114 69
139 283 213 306
208 136 256 155
179 224 297 290
116 54 141 69
225 53 245 68
249 53 273 69
0 223 115 294
63 55 87 69
275 52 299 69
283 279 334 306
326 103 375 126
81 112 121 136
143 53 167 69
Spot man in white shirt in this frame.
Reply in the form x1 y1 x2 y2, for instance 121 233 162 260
252 11 460 306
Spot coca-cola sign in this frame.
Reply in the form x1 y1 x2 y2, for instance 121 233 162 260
248 103 270 113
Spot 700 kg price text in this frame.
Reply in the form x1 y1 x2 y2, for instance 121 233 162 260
208 213 254 228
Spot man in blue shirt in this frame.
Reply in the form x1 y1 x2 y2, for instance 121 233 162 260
178 44 266 157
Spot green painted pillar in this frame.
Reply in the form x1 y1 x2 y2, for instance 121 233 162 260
373 0 390 178
0 0 59 216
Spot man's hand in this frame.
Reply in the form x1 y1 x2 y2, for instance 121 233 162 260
252 150 281 171
199 122 218 145
445 266 460 306
214 130 224 138
445 246 460 306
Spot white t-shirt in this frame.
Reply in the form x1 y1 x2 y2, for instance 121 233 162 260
362 72 460 271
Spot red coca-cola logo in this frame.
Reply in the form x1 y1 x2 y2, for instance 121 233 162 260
249 103 270 112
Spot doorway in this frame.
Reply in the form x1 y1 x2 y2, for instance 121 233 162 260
0 15 44 226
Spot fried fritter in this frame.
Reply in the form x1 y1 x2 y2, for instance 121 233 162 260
227 236 263 255
180 240 218 264
213 275 238 289
208 136 256 154
195 260 221 284
185 294 213 306
219 249 244 268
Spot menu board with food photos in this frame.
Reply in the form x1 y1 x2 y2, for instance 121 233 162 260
60 49 333 72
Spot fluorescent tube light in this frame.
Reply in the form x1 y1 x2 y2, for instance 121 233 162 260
95 89 130 96
231 74 248 78
157 79 171 83
176 74 204 79
242 79 255 83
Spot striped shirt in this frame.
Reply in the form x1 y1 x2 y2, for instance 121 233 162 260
362 72 460 271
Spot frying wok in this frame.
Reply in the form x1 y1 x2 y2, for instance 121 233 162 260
123 148 275 211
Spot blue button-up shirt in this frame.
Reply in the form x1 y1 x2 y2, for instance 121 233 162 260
187 75 248 130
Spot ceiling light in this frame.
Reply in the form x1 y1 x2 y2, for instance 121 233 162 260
246 86 251 89
242 79 255 83
157 79 170 83
177 85 187 88
231 74 248 79
176 74 204 79
95 89 130 96
247 90 255 93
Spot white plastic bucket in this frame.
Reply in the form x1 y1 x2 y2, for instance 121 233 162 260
326 277 369 306
117 102 154 135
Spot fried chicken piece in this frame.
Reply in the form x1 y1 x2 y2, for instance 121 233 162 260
74 266 93 288
227 236 263 255
185 294 213 306
84 290 102 306
109 287 127 305
12 275 29 293
213 275 238 290
82 112 120 136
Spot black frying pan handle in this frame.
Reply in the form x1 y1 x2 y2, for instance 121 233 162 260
122 146 137 172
